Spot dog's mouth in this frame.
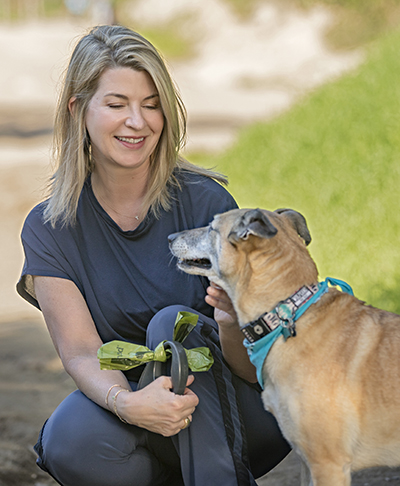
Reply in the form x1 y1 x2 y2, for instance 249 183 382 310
178 258 212 270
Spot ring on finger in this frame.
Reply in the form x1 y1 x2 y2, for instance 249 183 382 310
181 417 191 430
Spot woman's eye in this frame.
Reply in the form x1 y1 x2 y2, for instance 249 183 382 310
108 104 124 109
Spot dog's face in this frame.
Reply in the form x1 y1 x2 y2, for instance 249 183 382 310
169 208 317 322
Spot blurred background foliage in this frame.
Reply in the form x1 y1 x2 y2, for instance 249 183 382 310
3 0 400 53
192 26 400 313
225 0 400 49
295 0 400 50
1 0 400 313
0 0 195 59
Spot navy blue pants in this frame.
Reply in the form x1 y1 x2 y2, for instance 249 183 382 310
34 306 290 486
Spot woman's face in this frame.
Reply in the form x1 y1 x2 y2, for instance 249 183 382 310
84 67 164 174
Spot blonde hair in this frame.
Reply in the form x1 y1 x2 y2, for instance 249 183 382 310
44 24 227 227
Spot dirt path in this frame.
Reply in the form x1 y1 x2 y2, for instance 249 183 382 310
1 2 399 485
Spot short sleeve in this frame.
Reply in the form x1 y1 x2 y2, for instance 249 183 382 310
202 181 238 217
16 204 74 309
178 171 238 229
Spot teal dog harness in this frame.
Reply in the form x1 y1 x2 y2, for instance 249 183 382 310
241 278 354 388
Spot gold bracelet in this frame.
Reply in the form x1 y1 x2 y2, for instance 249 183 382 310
113 388 130 424
105 384 124 410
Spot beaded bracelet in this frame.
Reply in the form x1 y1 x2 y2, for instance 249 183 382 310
113 388 130 424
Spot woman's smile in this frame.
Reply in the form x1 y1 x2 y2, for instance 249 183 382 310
115 135 146 150
116 136 145 145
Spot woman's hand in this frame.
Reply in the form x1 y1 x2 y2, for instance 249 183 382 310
118 375 199 436
205 282 258 383
205 282 238 329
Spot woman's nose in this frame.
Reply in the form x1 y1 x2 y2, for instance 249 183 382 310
125 108 146 130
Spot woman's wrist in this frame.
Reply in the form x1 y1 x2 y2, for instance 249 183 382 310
105 384 125 410
105 383 132 424
112 388 131 424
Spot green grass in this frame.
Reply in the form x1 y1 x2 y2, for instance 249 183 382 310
190 28 400 313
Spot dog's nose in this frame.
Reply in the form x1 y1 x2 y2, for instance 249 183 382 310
168 232 179 244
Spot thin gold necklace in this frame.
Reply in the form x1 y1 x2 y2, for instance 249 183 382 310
96 193 141 222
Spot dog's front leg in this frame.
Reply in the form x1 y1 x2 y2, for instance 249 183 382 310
300 458 313 486
308 462 351 486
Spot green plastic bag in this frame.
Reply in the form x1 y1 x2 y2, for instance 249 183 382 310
97 312 214 372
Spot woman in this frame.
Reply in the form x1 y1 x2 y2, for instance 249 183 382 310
17 25 290 485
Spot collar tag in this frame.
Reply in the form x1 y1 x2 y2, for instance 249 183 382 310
290 284 316 308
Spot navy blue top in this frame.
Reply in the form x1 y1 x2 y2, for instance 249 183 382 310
17 170 237 380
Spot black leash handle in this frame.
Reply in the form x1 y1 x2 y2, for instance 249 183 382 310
136 341 189 395
163 341 189 395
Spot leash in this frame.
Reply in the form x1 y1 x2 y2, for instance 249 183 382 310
241 278 354 388
136 340 189 394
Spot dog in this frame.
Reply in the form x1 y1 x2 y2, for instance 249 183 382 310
168 208 400 486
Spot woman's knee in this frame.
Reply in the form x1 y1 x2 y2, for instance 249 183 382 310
38 391 128 484
146 305 204 346
38 392 98 477
38 391 169 486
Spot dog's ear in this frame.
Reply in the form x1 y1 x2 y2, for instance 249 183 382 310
274 208 311 246
228 209 278 243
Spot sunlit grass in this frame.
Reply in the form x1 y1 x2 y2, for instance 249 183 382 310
190 28 400 313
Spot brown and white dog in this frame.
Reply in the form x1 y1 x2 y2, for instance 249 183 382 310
168 208 400 486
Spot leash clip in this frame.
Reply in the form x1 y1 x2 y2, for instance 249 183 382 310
279 318 297 338
275 303 297 339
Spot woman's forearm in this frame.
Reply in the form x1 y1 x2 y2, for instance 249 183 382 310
63 354 132 411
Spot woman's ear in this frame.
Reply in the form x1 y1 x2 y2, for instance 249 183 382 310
68 96 77 116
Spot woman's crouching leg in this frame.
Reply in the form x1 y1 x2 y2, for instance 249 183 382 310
35 389 182 486
146 305 258 486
